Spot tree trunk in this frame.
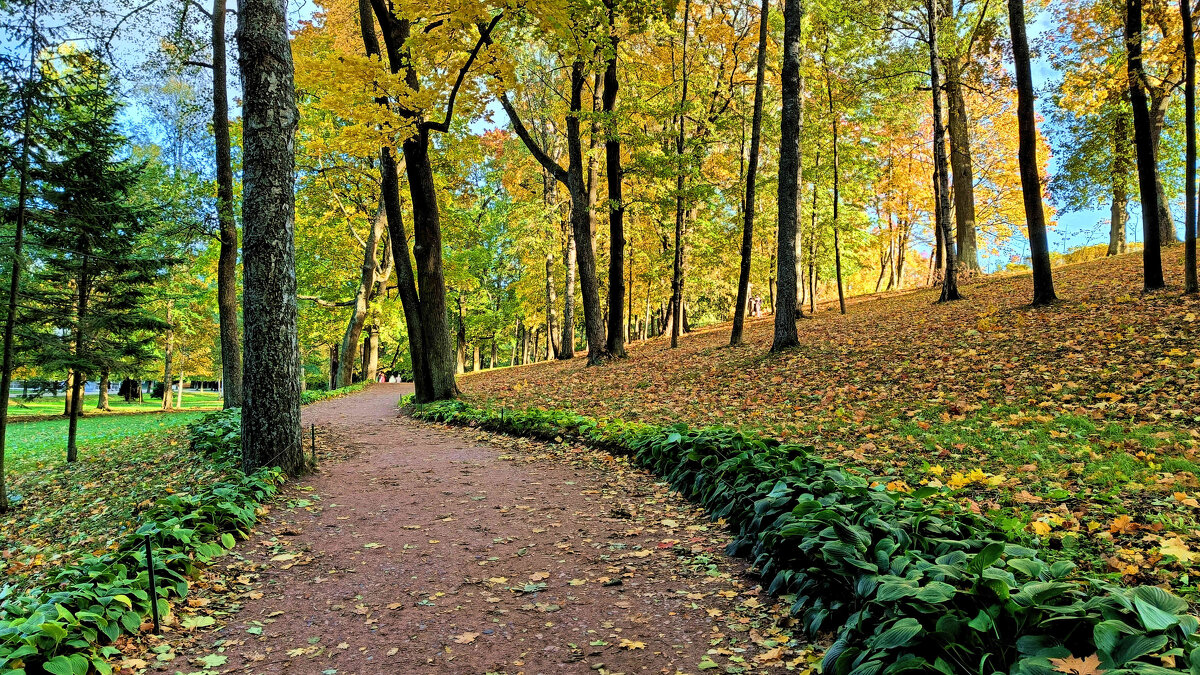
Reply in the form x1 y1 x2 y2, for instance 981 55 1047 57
1009 0 1057 305
1109 111 1132 255
561 226 576 359
66 254 90 463
543 166 562 358
1128 0 1165 289
213 0 243 408
929 0 961 302
945 56 980 274
97 369 110 410
772 0 802 350
1184 0 1198 293
338 206 386 387
456 293 466 374
560 68 609 365
510 323 518 366
1149 93 1178 243
330 344 339 390
379 148 431 396
358 5 431 398
0 1 38 510
161 299 174 411
237 0 304 474
366 325 380 380
602 0 626 358
403 130 458 398
176 368 184 408
671 0 692 351
731 0 769 347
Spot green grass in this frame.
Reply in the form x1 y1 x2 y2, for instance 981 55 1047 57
5 390 223 417
5 412 206 472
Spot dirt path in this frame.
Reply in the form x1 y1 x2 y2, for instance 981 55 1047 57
156 385 805 675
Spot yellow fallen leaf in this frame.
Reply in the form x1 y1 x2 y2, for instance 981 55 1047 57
453 632 480 644
756 645 786 663
619 638 646 650
1160 537 1199 563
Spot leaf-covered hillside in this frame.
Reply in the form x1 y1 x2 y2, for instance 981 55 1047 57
463 248 1200 592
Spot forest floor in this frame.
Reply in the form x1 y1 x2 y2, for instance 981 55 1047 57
139 385 809 675
0 411 218 594
462 248 1200 596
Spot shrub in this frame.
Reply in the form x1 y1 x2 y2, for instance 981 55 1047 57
411 400 1200 674
300 381 370 406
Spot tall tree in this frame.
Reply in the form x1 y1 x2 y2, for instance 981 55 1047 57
602 0 626 358
1008 0 1057 305
237 0 303 473
1184 0 1197 293
928 0 962 301
1128 0 1166 290
25 51 166 463
772 0 802 351
0 0 39 510
500 57 610 365
670 0 692 350
731 0 769 346
365 0 501 397
212 0 243 407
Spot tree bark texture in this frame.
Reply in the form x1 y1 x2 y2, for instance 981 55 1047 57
772 0 802 350
237 0 304 474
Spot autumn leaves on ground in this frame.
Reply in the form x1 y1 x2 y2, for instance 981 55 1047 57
463 249 1200 595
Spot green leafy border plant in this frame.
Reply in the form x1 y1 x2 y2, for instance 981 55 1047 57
300 381 371 406
410 398 1200 675
0 408 282 675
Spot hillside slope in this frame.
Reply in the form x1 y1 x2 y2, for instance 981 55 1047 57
464 248 1200 589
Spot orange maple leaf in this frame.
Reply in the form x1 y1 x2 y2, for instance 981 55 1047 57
1049 654 1105 675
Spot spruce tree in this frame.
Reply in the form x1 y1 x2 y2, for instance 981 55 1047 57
22 50 166 462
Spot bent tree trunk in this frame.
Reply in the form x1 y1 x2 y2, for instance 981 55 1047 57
1009 0 1057 305
731 0 769 347
237 0 304 474
499 65 608 365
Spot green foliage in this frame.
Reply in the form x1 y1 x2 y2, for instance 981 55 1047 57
300 381 371 406
0 408 282 674
411 399 1200 674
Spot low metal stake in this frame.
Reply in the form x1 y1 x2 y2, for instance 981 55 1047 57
144 535 160 634
311 423 316 466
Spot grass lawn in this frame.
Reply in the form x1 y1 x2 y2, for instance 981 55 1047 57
0 410 230 595
464 247 1200 596
5 389 223 417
